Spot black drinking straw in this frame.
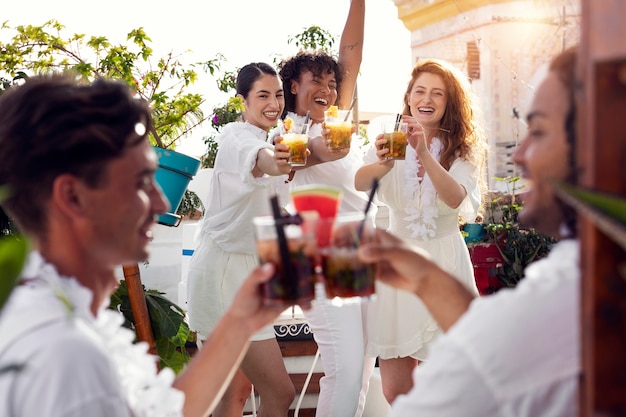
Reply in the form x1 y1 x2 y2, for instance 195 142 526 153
357 178 379 241
393 113 402 131
270 195 294 281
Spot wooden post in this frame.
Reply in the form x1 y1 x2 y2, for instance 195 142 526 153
122 264 159 360
579 1 626 415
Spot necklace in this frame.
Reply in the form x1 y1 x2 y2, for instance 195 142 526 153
24 252 185 417
402 137 443 240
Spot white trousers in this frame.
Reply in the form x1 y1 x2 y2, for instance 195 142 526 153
303 297 376 417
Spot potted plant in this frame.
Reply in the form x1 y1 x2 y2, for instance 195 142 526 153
482 191 557 288
467 177 558 294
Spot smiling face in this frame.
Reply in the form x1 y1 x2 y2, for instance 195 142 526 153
512 72 571 238
79 140 169 266
406 72 448 130
292 70 338 122
241 73 284 131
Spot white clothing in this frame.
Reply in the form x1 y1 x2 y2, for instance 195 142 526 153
274 112 374 417
389 239 580 417
0 252 184 417
305 299 376 417
200 122 289 253
365 144 481 360
186 236 275 341
186 121 289 340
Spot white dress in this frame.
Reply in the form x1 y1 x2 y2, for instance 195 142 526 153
364 141 481 360
186 121 289 341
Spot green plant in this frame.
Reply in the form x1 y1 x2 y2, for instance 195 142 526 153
210 96 245 129
0 233 28 377
0 20 223 149
109 280 192 373
0 188 28 313
553 181 626 251
0 234 27 312
200 136 219 169
176 190 204 219
481 181 558 288
200 78 243 169
2 21 209 227
287 25 336 53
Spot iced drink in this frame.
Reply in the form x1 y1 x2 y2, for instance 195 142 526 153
283 133 308 166
319 212 376 304
253 213 318 308
382 121 408 160
325 106 353 150
321 247 375 298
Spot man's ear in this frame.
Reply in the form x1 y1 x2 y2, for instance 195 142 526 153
50 174 88 219
290 80 298 95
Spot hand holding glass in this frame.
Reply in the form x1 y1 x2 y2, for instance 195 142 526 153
280 120 309 166
382 121 409 160
324 108 353 151
253 212 318 309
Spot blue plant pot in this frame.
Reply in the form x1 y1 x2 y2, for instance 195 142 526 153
463 222 485 243
153 147 201 226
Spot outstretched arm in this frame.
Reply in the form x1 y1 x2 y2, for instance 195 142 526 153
358 229 475 331
337 0 365 109
253 138 296 177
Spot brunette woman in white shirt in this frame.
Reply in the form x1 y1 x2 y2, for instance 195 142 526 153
186 62 296 417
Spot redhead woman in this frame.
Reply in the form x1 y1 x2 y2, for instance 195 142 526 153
355 58 488 405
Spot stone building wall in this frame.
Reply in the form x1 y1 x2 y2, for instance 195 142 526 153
392 0 580 189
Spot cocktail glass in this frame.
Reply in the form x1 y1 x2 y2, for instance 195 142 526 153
324 108 353 151
280 119 310 166
253 211 319 309
382 121 408 160
319 212 376 305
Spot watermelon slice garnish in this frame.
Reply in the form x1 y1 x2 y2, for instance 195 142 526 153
290 184 342 247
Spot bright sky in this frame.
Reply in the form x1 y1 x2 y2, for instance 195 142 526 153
3 0 412 156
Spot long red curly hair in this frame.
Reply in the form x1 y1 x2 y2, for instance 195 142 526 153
401 59 487 172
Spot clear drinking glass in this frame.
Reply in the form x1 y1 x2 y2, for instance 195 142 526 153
325 108 353 151
319 212 376 305
382 121 409 160
253 211 319 309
